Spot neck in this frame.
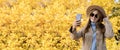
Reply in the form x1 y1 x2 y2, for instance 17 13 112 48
91 22 96 26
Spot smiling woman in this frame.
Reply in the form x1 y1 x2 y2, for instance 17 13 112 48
0 0 119 50
89 10 100 23
69 5 114 50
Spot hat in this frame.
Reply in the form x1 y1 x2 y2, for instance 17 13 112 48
86 5 107 18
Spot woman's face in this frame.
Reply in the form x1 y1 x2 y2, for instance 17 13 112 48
90 10 99 23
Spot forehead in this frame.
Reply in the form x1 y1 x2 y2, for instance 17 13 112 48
92 10 98 14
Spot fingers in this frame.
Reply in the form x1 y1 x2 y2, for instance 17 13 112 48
72 20 81 28
76 20 80 22
76 20 81 23
75 20 81 26
76 22 80 26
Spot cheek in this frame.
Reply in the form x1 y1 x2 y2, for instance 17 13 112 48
90 17 99 22
90 19 93 22
95 18 99 21
90 17 94 22
90 17 93 20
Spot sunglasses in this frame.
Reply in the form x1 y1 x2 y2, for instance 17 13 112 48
90 13 98 18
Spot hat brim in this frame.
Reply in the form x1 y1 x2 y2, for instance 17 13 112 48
86 5 106 18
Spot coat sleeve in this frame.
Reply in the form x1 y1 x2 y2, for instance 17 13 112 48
69 26 84 40
103 18 114 39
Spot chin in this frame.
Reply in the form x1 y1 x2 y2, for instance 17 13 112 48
91 21 96 23
90 19 97 23
91 20 95 23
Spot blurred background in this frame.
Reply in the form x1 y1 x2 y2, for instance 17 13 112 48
0 0 120 50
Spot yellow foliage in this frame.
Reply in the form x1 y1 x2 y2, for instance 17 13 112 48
0 0 119 50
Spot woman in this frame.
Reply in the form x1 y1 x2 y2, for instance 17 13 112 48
69 5 114 50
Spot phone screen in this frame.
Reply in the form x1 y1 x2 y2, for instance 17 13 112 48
76 14 82 21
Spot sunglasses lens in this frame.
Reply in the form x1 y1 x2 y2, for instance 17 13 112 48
95 14 98 18
90 13 94 17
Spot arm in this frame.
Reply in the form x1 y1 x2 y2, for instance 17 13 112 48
69 26 84 40
103 18 114 39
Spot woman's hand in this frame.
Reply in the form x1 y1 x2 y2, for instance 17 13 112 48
103 17 109 22
72 20 81 29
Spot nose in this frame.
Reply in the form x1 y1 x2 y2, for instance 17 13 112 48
93 15 96 18
92 16 95 19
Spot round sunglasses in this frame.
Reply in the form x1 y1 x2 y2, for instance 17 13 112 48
90 13 98 18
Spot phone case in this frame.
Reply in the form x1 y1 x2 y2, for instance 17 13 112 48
76 14 81 21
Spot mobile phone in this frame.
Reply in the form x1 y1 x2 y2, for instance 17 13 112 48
76 14 82 21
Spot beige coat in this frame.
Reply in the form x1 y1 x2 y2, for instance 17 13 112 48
70 18 114 50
